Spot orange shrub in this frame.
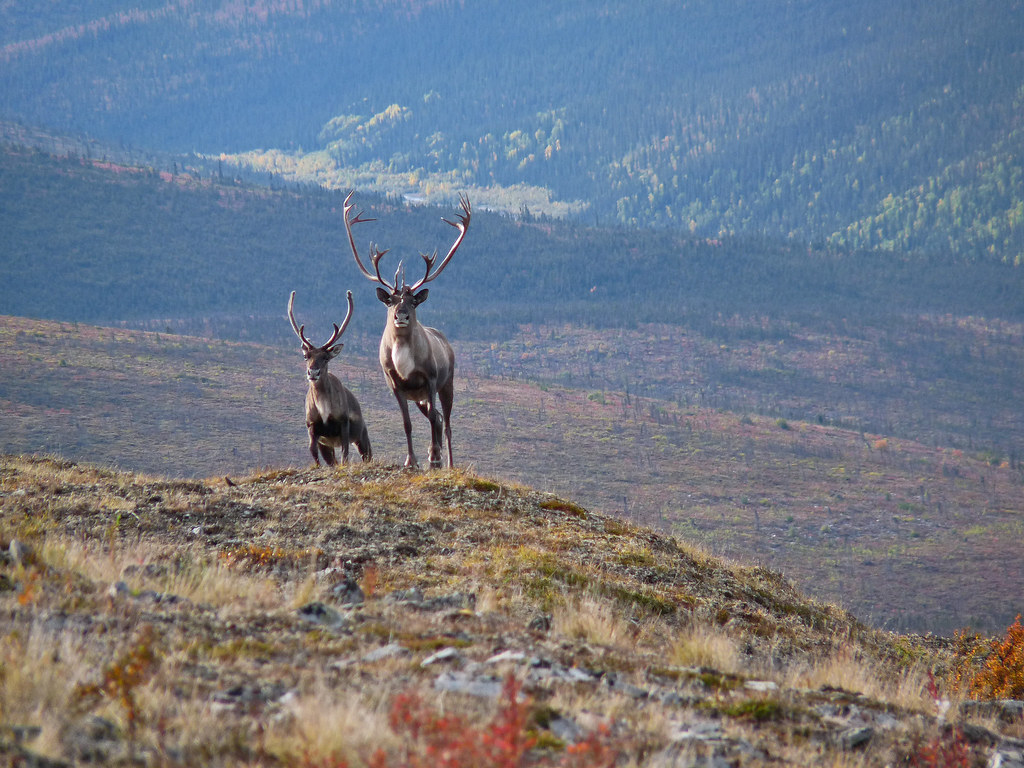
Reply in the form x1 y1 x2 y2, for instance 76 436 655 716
968 614 1024 699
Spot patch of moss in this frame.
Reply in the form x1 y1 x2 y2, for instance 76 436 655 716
604 584 676 616
723 697 784 721
698 671 742 691
465 477 502 493
530 730 566 751
354 624 473 652
603 519 630 536
616 548 656 568
539 498 588 518
403 635 474 652
208 637 280 660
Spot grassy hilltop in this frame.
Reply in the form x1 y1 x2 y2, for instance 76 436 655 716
2 453 1023 767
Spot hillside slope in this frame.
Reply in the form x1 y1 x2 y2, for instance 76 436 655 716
7 143 1022 337
2 453 1021 767
2 315 1023 638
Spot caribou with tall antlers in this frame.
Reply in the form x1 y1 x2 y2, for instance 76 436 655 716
343 191 471 469
287 289 372 466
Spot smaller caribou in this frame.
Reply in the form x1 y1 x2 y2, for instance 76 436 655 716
287 289 372 465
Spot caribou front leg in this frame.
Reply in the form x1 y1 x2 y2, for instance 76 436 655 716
416 395 445 469
395 394 419 469
308 425 321 466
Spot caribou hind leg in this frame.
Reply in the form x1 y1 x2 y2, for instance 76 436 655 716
339 421 351 464
439 379 454 468
356 425 372 462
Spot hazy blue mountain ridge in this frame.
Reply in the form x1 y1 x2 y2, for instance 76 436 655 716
2 0 1022 260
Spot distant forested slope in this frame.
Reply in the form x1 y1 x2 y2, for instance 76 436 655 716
2 145 1022 342
1 0 1022 261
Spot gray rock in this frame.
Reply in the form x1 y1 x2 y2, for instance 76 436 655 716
331 578 365 605
990 748 1024 768
526 663 597 686
528 613 552 632
107 581 132 599
9 539 33 567
603 672 648 700
961 699 1024 723
421 647 462 667
387 587 424 604
839 726 873 750
296 601 346 629
386 588 475 612
549 715 584 744
65 716 122 764
433 671 504 699
363 643 410 662
486 650 528 664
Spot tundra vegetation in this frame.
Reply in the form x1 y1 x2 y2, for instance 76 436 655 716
1 314 1022 638
2 453 1023 767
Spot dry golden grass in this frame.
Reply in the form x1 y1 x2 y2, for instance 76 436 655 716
784 645 934 712
39 535 286 612
0 454 1010 767
0 626 96 759
667 621 742 674
552 594 632 648
264 679 401 765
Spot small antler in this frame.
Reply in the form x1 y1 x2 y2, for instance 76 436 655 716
409 194 471 291
288 290 313 349
330 290 355 346
288 290 354 349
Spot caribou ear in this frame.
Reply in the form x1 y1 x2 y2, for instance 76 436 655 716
376 287 391 304
327 344 343 359
412 288 429 306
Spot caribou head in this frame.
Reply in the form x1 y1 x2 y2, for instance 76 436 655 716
288 290 351 384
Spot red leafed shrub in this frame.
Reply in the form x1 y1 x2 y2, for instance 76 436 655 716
384 675 536 768
559 723 619 768
909 729 972 768
376 674 622 768
292 674 626 768
906 670 972 768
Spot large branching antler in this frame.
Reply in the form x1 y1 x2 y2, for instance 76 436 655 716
409 193 472 291
343 191 396 292
288 290 354 349
345 191 471 293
